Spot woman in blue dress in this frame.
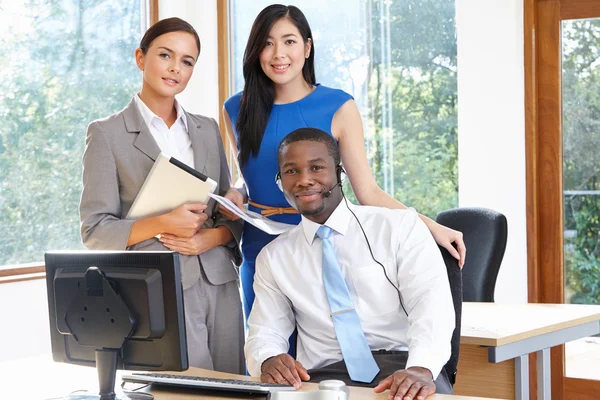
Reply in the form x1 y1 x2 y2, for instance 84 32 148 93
222 4 466 319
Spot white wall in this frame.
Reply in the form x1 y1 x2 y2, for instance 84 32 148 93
456 0 527 303
164 0 530 302
0 279 50 363
158 0 220 120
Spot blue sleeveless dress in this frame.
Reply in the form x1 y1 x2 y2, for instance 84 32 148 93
224 84 353 318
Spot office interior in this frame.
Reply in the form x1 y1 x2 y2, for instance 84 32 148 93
0 0 599 399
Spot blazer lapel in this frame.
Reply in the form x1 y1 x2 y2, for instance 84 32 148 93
186 113 208 173
123 98 160 161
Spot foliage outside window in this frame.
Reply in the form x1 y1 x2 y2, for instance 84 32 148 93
0 0 143 266
562 19 600 305
231 0 458 218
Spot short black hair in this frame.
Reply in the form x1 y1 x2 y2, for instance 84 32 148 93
277 128 341 166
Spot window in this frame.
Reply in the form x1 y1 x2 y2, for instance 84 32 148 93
562 18 600 381
562 19 600 309
230 0 458 217
0 0 145 266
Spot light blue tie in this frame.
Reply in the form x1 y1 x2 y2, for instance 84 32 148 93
316 225 380 383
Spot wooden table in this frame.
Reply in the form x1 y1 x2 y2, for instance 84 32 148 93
453 303 600 400
0 355 495 400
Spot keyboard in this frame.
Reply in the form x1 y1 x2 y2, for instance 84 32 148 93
121 372 297 394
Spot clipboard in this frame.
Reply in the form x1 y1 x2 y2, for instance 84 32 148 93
126 153 218 219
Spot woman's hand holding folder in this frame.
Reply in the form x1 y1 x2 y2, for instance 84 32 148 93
159 226 231 256
157 203 234 256
160 203 208 238
127 203 208 247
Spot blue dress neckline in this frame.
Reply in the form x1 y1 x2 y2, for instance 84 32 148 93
272 84 321 107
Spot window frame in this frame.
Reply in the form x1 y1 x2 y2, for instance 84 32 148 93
217 0 237 178
525 0 600 397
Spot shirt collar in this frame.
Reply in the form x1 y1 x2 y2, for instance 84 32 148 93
301 200 354 245
134 94 188 131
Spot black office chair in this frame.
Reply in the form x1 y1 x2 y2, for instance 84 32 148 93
439 245 462 386
436 207 508 302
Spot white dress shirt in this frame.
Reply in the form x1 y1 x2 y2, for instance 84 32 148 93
245 201 455 379
134 94 195 168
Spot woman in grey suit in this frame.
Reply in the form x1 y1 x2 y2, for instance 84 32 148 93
79 17 244 374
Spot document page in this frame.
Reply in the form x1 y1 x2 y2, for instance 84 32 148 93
209 193 295 235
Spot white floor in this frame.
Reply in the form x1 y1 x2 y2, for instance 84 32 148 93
566 336 600 381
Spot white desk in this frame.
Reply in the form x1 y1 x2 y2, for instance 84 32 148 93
0 354 497 400
454 303 600 400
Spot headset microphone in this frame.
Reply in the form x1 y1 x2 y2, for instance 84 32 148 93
323 181 342 198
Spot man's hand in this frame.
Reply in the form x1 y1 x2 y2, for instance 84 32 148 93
373 367 436 400
260 354 310 389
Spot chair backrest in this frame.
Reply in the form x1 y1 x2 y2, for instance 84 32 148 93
439 245 462 385
436 207 508 302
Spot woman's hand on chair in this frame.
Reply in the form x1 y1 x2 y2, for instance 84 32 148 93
430 222 466 268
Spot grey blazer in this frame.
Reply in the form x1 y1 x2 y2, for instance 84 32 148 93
80 98 242 290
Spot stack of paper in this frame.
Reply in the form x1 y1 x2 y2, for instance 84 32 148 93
209 193 295 235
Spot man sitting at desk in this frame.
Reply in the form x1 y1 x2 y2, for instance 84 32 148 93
245 128 456 400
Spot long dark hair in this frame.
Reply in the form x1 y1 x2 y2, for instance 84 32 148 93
139 17 201 56
237 5 316 168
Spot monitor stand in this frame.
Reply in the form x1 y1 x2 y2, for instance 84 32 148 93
56 350 153 400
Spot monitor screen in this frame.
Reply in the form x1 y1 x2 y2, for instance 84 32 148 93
45 250 188 399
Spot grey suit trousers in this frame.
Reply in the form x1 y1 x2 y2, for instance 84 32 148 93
184 267 244 375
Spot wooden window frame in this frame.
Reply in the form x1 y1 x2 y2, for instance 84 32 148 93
525 0 600 398
217 0 231 150
217 0 238 178
0 263 46 285
149 0 159 25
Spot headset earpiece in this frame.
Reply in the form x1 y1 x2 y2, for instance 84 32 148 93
336 166 347 185
275 172 283 192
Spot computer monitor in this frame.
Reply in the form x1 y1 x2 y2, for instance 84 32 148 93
45 250 188 400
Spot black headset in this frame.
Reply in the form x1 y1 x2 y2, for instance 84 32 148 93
275 165 346 194
275 164 409 317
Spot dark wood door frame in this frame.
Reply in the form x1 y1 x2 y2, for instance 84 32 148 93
525 0 600 398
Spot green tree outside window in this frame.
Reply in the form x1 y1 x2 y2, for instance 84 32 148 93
0 0 142 265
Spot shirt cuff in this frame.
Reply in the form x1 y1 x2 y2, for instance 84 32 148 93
405 347 445 380
248 347 283 377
